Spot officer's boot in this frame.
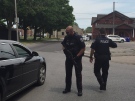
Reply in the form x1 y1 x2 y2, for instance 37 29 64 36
102 73 108 90
95 74 105 90
63 84 71 94
63 77 71 94
76 73 82 96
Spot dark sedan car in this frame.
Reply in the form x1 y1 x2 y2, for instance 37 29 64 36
0 40 46 101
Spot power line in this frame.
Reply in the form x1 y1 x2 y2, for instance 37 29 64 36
74 11 135 15
74 13 98 14
116 1 135 3
75 18 92 19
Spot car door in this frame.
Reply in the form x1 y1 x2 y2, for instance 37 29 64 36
112 36 117 41
12 44 40 87
115 35 121 41
0 43 23 96
109 35 116 41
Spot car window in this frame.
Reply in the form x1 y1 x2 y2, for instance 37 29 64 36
116 36 120 38
114 36 118 38
13 44 31 58
108 36 112 37
108 35 119 38
0 43 16 60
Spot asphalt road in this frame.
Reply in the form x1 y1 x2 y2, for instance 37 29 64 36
28 41 62 52
7 41 135 101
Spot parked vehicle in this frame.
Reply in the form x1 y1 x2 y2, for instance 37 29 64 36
106 35 126 43
82 35 89 41
0 40 46 101
36 33 44 38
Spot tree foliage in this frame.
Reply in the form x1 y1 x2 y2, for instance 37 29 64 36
0 0 75 40
24 0 75 39
0 0 16 39
73 22 79 27
85 27 92 33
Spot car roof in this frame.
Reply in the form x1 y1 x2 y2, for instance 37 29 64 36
0 40 19 44
107 35 119 36
109 34 118 36
0 39 24 47
0 40 32 52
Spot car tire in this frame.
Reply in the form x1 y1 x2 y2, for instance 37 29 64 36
36 65 46 86
121 40 124 43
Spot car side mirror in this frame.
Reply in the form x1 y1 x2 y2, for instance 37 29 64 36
32 51 39 56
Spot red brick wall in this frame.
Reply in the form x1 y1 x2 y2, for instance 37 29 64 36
92 13 135 40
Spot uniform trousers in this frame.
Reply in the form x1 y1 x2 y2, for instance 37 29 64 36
65 57 82 91
94 58 109 86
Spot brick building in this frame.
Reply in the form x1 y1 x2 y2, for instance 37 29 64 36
91 11 135 40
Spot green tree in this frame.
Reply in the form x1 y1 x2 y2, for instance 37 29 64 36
43 0 75 38
0 0 75 40
73 22 79 27
85 27 92 33
0 0 15 39
18 0 75 39
18 0 38 40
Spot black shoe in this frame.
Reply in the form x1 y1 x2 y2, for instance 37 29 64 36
100 83 106 90
63 89 71 94
78 91 82 96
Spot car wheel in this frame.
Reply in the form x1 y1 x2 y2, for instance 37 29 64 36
121 40 124 43
36 65 46 86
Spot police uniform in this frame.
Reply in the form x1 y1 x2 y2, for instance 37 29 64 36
90 35 117 90
61 33 85 93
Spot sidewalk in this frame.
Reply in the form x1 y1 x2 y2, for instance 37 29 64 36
111 56 135 65
84 41 135 65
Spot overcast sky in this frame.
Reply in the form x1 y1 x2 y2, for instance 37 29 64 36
69 0 135 29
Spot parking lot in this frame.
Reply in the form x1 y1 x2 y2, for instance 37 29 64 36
85 41 135 65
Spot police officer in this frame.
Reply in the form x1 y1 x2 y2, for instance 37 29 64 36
61 26 85 96
89 28 117 90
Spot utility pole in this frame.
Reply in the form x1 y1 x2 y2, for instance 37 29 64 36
113 2 115 35
15 0 19 41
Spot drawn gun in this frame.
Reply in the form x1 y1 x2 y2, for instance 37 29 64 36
63 46 78 67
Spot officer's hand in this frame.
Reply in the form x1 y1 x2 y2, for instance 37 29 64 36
73 56 79 60
89 57 93 63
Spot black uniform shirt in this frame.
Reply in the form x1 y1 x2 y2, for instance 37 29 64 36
61 33 85 57
90 35 117 55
